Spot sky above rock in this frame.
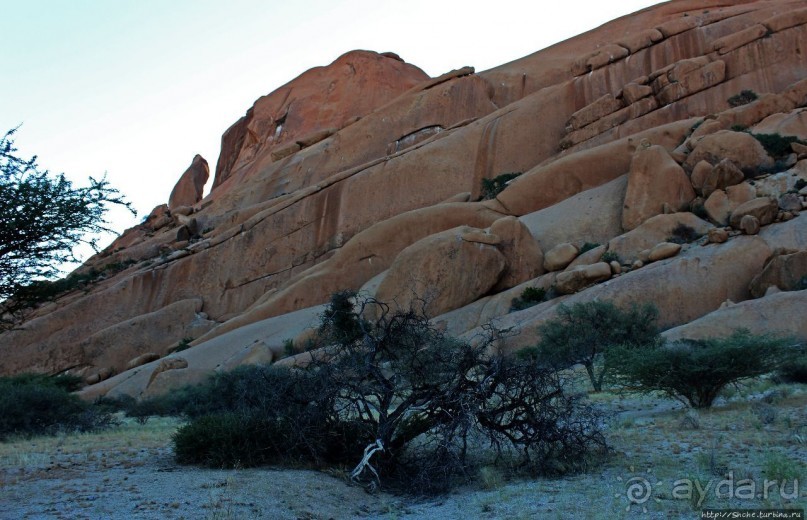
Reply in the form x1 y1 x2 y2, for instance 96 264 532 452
2 0 658 265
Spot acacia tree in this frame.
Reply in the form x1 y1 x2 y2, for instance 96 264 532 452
535 301 661 392
609 331 797 408
173 291 607 495
0 127 133 326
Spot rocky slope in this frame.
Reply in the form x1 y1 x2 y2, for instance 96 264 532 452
2 0 806 399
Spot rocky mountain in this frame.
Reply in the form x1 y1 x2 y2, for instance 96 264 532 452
2 0 806 400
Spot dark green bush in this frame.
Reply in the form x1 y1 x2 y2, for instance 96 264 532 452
776 360 807 384
510 286 549 312
480 172 522 200
173 293 606 495
751 133 805 158
691 201 709 220
0 374 113 439
174 413 272 468
167 337 193 354
92 394 136 415
775 345 807 384
610 331 797 408
536 301 661 392
601 251 620 264
668 223 701 244
727 90 758 108
579 242 601 254
795 179 807 191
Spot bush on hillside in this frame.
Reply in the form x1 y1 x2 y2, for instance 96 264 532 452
667 223 701 244
173 292 606 495
727 89 758 108
751 133 805 158
578 242 601 254
601 251 620 264
610 330 797 408
480 172 522 200
509 286 549 312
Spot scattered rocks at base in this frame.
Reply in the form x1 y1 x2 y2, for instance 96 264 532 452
730 197 779 228
543 243 579 272
749 250 807 297
740 214 761 235
554 262 612 295
126 353 161 371
707 227 729 244
648 242 682 262
622 145 695 230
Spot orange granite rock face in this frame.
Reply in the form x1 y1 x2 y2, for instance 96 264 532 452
168 155 209 211
4 2 807 399
210 50 430 195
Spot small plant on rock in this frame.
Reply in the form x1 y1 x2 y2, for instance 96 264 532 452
169 337 194 354
601 251 620 264
509 286 548 312
579 242 601 254
690 201 709 220
480 172 522 200
727 90 758 108
668 223 701 244
751 133 805 158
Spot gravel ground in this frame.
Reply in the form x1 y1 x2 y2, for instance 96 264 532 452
2 386 805 520
0 442 402 520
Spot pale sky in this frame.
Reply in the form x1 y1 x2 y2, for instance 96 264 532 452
2 0 661 265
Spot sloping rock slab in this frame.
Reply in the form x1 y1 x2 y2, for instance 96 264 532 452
461 236 772 353
663 290 807 343
78 304 325 400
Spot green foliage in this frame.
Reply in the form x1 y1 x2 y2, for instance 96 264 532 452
317 289 364 346
174 413 297 468
763 451 801 483
509 286 548 312
776 348 807 384
795 179 807 191
579 242 601 254
480 172 522 200
601 251 620 264
173 293 606 495
535 301 661 392
610 331 797 408
0 127 134 328
0 373 113 439
691 201 709 220
668 223 701 244
12 259 137 309
168 337 194 354
751 133 805 158
731 124 748 132
282 338 295 357
727 90 758 108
